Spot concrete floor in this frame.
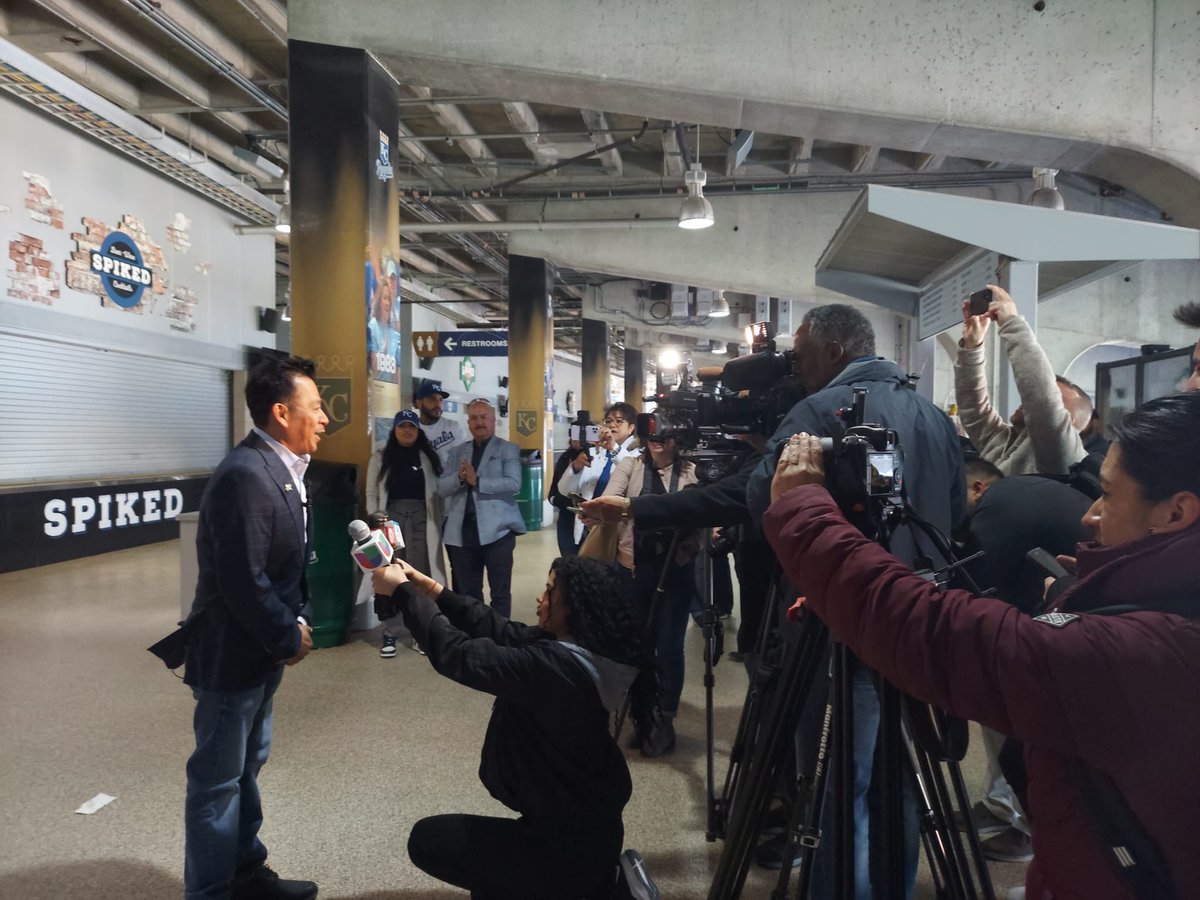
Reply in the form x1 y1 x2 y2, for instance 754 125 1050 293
0 525 1026 899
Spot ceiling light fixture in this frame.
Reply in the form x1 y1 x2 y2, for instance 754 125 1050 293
709 290 730 317
275 177 292 234
678 125 714 229
1027 167 1065 210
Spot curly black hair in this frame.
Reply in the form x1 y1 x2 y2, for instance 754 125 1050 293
550 556 661 736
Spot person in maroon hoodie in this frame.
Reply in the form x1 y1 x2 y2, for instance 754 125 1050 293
763 392 1200 900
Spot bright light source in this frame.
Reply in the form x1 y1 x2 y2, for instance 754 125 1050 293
678 163 714 229
658 348 682 369
710 292 730 317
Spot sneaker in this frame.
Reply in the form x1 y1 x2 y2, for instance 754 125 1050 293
980 827 1034 863
754 831 803 871
231 863 317 900
953 800 1009 837
380 634 397 658
618 849 661 900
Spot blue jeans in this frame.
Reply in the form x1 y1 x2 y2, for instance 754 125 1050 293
184 666 283 899
797 664 917 900
556 509 578 558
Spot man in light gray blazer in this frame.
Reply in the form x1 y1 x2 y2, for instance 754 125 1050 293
437 398 526 617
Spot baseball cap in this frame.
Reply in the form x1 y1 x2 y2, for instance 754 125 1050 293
393 409 421 428
415 379 450 400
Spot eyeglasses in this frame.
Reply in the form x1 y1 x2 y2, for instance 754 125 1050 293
603 418 628 427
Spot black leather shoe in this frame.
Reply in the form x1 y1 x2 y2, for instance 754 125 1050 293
640 718 676 758
231 864 317 900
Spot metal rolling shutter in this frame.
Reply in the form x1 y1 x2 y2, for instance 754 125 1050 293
0 332 229 484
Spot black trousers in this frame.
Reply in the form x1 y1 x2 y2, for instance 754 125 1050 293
408 813 621 900
446 532 516 618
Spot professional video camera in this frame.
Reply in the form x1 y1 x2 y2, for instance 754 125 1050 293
813 388 904 533
636 322 799 483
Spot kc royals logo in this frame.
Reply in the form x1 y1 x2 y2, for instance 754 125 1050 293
90 231 152 308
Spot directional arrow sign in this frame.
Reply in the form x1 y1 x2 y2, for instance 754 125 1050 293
438 331 508 357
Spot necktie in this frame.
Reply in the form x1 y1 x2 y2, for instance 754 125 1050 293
594 451 615 498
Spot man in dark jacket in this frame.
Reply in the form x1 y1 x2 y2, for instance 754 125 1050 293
765 391 1200 900
182 355 325 900
745 304 964 893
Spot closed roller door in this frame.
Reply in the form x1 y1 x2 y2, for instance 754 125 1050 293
0 333 230 484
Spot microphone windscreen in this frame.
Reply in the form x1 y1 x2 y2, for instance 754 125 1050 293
348 519 371 542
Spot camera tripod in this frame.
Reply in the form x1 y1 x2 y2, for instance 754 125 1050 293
707 505 996 900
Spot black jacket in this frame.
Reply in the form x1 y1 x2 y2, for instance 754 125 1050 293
632 448 760 530
397 584 636 832
184 433 311 690
748 358 965 567
964 475 1094 614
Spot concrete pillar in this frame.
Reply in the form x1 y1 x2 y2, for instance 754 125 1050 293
624 347 645 410
581 318 610 421
997 259 1040 418
508 255 554 527
288 40 400 475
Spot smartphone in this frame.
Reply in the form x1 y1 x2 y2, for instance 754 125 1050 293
1026 547 1069 580
968 288 993 316
566 492 586 513
569 424 601 443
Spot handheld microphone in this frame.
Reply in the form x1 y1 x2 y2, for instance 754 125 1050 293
348 518 394 573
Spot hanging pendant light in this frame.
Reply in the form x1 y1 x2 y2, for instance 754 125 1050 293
275 177 292 234
678 124 714 229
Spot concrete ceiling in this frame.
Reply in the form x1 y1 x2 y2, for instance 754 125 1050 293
2 0 1193 357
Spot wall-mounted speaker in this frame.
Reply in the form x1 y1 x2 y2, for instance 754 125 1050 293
418 356 434 371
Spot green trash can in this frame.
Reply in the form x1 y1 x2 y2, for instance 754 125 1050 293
517 449 544 533
305 459 358 649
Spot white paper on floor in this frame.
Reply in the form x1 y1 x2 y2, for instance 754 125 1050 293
75 793 116 815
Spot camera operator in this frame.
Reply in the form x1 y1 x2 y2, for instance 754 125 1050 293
580 443 777 664
744 304 964 892
372 555 659 900
765 391 1200 900
548 436 585 557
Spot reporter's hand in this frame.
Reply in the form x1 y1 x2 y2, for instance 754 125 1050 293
394 559 444 597
961 299 991 349
1055 554 1077 574
771 433 825 504
579 495 625 523
570 450 591 472
372 562 409 595
986 284 1018 326
286 621 313 666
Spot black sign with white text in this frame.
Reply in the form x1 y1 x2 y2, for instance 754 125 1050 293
0 475 208 573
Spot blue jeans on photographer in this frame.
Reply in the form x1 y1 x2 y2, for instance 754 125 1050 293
184 666 283 900
795 663 918 900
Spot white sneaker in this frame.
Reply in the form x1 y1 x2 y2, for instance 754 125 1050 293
380 634 397 658
619 849 660 900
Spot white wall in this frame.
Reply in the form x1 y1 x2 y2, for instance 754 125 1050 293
0 93 274 367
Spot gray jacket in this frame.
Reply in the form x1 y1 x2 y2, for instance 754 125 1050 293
437 436 527 546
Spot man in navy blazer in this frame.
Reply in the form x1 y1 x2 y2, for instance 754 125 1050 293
438 398 526 618
182 355 326 900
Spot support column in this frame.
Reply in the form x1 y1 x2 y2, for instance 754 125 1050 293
624 347 645 410
288 40 400 473
582 318 610 421
508 254 554 530
997 260 1040 419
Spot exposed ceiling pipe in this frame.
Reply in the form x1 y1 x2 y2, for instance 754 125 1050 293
122 0 287 119
397 218 679 234
30 0 269 138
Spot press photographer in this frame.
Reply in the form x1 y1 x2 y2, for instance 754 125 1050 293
743 303 963 890
765 392 1200 900
371 555 660 900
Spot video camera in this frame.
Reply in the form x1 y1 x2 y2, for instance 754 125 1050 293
808 388 905 534
636 322 798 483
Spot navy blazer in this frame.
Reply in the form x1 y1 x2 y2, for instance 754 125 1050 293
184 432 312 691
437 436 527 546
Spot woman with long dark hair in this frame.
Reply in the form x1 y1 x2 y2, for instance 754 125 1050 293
363 410 446 657
372 555 658 900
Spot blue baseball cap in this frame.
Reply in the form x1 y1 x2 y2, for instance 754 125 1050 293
416 379 450 400
393 410 421 428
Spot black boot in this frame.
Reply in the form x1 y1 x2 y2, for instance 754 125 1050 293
231 863 317 900
640 718 676 758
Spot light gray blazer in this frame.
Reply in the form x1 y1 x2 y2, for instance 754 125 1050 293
437 436 527 547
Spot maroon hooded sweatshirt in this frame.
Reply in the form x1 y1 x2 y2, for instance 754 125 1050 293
764 485 1200 900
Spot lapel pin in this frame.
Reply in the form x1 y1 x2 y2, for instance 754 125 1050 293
285 483 294 492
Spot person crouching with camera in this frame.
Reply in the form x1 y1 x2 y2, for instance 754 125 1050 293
372 555 656 900
765 392 1200 900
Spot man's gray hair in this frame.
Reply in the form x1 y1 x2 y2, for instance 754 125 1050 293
802 304 876 360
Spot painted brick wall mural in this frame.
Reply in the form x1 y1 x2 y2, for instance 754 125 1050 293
8 233 61 305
